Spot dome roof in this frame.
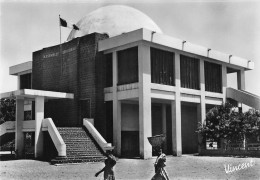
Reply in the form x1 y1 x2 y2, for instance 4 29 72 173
67 5 162 41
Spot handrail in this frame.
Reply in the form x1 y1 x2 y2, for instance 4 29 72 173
226 87 260 110
240 89 260 99
83 118 113 152
42 118 66 157
0 121 15 136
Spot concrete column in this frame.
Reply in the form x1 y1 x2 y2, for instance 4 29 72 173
15 97 25 158
112 51 121 156
162 104 167 152
138 44 152 159
17 75 20 90
199 59 206 123
35 96 44 158
237 69 245 90
113 100 121 156
222 65 227 103
172 53 182 156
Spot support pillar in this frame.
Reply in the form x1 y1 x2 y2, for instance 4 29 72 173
199 59 206 123
112 51 121 156
17 76 20 90
138 44 152 159
171 100 181 156
237 69 245 112
162 104 167 153
222 65 227 104
15 97 24 158
35 96 44 158
237 69 245 90
113 100 121 156
172 53 182 156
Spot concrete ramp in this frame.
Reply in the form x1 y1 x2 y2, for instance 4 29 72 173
226 87 260 110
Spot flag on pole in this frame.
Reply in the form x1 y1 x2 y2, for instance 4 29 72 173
59 17 79 30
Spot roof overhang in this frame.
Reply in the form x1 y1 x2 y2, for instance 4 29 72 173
0 89 74 100
9 61 32 76
98 28 254 70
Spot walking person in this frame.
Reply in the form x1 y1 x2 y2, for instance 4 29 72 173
95 150 117 180
152 149 169 180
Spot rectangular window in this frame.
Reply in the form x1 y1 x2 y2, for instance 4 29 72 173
151 47 175 86
117 47 138 85
20 73 32 89
105 53 113 87
204 61 222 93
80 99 91 119
180 55 199 90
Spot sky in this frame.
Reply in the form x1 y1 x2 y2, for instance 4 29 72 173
0 0 260 98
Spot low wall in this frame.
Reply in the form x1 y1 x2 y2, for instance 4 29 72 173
199 141 260 157
83 118 113 152
199 149 260 157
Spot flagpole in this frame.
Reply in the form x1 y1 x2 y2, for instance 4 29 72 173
59 14 63 81
59 14 61 45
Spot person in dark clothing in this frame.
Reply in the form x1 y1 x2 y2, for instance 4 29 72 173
95 150 117 180
152 149 169 180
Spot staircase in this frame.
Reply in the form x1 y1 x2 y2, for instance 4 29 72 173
51 127 106 164
226 87 260 110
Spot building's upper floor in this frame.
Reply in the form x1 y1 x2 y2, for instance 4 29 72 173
9 29 254 104
98 28 253 96
9 61 32 90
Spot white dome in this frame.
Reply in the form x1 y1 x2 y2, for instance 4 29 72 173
67 5 162 41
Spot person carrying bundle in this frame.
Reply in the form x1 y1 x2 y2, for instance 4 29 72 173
95 150 117 180
152 148 169 180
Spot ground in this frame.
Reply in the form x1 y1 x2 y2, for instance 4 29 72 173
0 153 259 180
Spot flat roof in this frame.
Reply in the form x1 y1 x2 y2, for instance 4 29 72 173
9 61 32 76
98 28 254 70
0 89 74 100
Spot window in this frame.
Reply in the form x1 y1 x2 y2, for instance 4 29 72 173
151 48 175 86
20 73 32 89
205 61 222 93
105 53 113 87
117 47 138 85
180 55 199 90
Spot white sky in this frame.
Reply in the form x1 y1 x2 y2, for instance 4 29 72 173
0 0 260 97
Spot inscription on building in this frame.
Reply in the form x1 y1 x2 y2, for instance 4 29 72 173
43 47 76 59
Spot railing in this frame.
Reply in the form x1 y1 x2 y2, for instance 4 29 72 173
226 87 260 110
0 121 15 136
247 143 260 151
200 139 260 157
83 118 113 152
117 83 138 91
42 118 66 157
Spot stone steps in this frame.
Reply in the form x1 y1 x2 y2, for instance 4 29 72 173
51 127 105 164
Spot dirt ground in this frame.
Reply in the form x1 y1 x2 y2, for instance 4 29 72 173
0 154 259 180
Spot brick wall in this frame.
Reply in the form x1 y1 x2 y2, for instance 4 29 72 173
77 33 109 137
33 39 80 126
32 33 110 138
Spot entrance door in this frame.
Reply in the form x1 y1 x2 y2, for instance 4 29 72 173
181 103 198 154
24 132 35 158
80 99 91 121
121 131 139 157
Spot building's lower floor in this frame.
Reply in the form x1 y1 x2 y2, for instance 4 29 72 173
104 99 216 158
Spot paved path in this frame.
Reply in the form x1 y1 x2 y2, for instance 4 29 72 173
0 155 259 179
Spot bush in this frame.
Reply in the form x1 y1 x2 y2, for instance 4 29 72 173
0 98 16 124
197 102 260 144
243 109 260 142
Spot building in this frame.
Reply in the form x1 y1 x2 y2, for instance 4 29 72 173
1 5 259 160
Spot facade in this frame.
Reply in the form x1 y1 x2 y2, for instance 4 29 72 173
1 5 258 160
97 28 255 158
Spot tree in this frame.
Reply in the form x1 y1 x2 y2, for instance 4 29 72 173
0 98 16 124
243 109 260 142
197 102 260 145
